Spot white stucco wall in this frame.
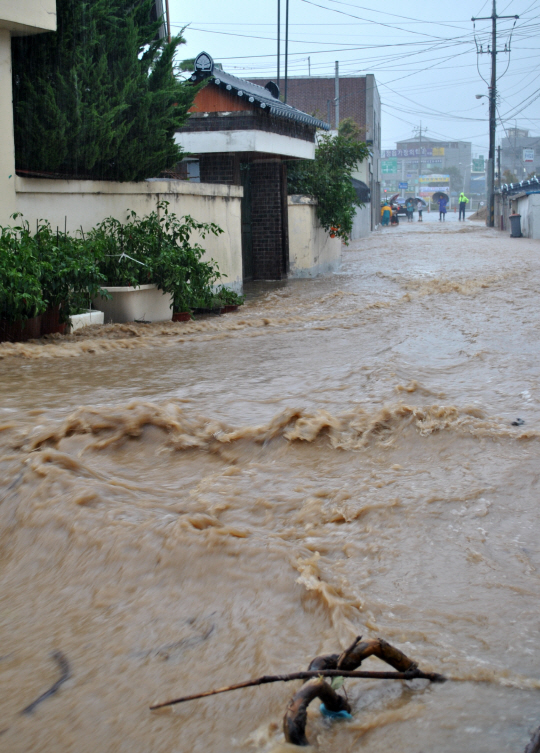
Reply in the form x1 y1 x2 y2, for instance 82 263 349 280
175 130 315 160
351 204 371 240
287 196 341 278
516 194 540 240
0 0 56 34
15 178 244 292
0 29 16 225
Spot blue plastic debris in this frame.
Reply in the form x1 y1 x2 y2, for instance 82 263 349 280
320 703 353 721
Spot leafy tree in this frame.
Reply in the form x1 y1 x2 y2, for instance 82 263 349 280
502 169 518 183
287 133 369 241
12 0 196 181
338 117 366 142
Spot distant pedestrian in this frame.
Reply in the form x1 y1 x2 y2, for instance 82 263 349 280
381 202 392 227
438 196 448 221
458 192 469 220
417 202 423 222
406 202 414 222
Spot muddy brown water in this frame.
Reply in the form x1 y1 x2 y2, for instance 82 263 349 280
1 221 540 752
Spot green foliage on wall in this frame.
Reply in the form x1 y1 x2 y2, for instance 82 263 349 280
12 0 196 181
287 133 369 241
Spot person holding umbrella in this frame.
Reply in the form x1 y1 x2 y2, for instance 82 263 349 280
438 195 448 222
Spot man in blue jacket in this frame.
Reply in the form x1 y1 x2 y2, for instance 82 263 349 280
438 196 448 221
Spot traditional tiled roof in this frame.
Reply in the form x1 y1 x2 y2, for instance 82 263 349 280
499 175 540 194
189 52 330 131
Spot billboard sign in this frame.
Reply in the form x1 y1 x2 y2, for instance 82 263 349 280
419 174 449 184
382 147 445 158
524 148 534 163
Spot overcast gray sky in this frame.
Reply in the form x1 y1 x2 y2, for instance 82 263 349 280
168 0 540 156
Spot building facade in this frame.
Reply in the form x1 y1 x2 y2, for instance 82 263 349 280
0 0 57 225
176 53 331 282
250 74 382 233
382 136 472 201
500 129 540 181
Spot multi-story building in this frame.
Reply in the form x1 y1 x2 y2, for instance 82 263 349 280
500 129 540 181
382 136 472 200
249 74 382 234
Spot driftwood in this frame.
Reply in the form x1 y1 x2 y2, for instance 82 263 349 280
284 636 433 746
284 678 351 747
525 726 540 753
150 634 443 749
149 667 445 709
21 651 71 715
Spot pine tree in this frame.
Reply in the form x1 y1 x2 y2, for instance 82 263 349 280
12 0 195 181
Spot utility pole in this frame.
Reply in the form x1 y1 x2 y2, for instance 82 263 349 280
165 0 171 43
284 0 289 103
413 122 425 199
418 121 422 189
472 1 518 227
334 61 340 129
497 144 501 188
277 0 280 92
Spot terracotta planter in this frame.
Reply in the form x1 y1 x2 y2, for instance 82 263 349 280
41 304 66 335
220 305 239 314
172 312 191 322
0 314 42 343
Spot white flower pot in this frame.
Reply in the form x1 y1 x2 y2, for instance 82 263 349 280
70 310 105 332
92 284 173 324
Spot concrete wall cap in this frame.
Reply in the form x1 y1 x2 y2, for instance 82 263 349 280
15 176 243 198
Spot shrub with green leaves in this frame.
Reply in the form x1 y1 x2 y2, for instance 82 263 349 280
0 203 227 325
0 215 108 323
89 201 224 313
0 222 44 322
287 133 369 242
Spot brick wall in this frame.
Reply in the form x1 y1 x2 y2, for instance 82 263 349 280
178 111 316 143
250 160 287 280
249 77 367 131
199 154 239 185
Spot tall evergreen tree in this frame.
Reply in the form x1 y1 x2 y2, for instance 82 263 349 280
12 0 195 181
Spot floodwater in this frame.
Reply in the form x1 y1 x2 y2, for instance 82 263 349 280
1 220 540 752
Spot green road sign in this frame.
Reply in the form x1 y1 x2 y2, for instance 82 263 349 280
382 158 398 174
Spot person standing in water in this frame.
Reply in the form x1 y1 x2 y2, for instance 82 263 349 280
417 201 424 222
458 192 469 221
438 196 448 221
406 202 414 222
381 202 392 227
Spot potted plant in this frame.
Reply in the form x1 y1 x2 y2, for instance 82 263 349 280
90 202 223 324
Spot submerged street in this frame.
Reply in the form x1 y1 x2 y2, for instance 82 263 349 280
1 219 540 752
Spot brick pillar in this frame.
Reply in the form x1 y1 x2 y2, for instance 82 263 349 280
250 159 286 280
199 153 239 184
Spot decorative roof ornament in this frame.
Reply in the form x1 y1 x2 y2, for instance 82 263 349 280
264 82 280 100
194 52 214 74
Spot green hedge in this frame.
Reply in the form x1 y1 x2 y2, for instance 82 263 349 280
0 202 228 323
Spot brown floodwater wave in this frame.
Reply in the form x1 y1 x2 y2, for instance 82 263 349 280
1 395 540 752
2 223 540 752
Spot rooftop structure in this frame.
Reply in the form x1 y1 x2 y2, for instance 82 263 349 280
176 53 331 281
